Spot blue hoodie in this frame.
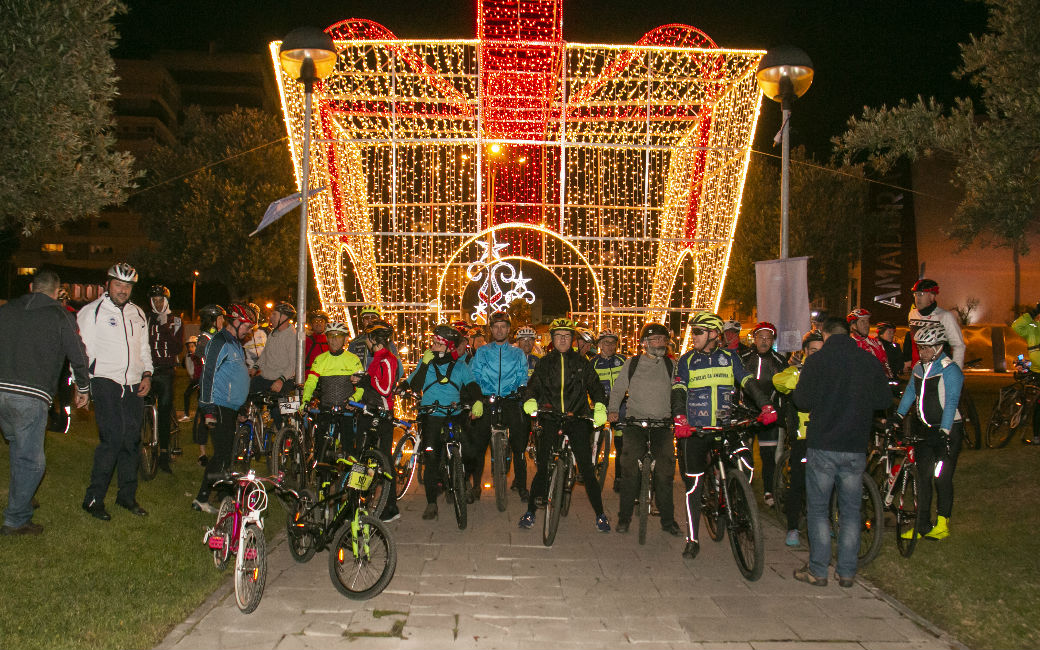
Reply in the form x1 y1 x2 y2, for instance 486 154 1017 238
199 329 250 410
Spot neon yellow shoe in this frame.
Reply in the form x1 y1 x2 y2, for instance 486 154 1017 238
900 528 922 540
925 515 950 540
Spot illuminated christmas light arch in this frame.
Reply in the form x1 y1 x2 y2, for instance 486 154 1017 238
271 0 764 359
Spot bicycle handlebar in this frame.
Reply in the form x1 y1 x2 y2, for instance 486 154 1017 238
620 417 673 428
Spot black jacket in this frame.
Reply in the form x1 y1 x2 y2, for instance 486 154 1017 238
739 347 788 402
792 334 891 453
526 347 606 417
0 292 90 404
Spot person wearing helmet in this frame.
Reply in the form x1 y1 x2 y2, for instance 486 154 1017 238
772 329 825 547
404 324 483 521
606 323 681 536
191 303 255 513
520 317 612 533
146 284 184 473
722 320 748 355
469 311 529 502
895 323 965 541
1011 303 1040 444
846 308 892 378
358 320 403 521
189 304 224 465
242 302 267 373
737 321 789 507
791 317 891 588
875 321 904 379
250 302 299 429
305 309 331 373
574 326 595 359
300 320 371 459
591 328 626 492
906 278 965 369
348 308 403 373
466 326 486 362
514 325 540 376
671 312 776 559
78 262 153 521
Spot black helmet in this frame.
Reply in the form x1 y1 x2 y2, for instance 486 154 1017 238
309 309 330 322
911 278 939 295
148 284 170 298
365 320 394 345
802 330 824 348
639 323 670 340
488 311 510 326
273 302 296 319
433 323 461 346
199 304 226 318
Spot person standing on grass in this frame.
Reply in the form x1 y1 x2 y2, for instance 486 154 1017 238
792 317 890 588
146 284 183 474
0 269 91 536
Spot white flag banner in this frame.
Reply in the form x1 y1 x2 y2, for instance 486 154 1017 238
755 256 811 353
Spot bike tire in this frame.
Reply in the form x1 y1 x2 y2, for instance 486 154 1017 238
359 448 392 519
986 387 1022 449
638 458 651 545
543 456 566 547
449 447 467 530
269 425 293 481
139 406 159 481
593 430 611 487
492 429 509 512
702 468 724 542
235 523 267 614
392 434 418 500
213 496 235 571
895 464 920 558
251 413 266 463
726 471 764 581
857 471 884 567
328 513 397 600
772 448 791 525
286 489 318 563
958 388 982 450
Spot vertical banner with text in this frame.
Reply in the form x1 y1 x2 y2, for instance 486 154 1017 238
755 256 811 353
861 166 919 323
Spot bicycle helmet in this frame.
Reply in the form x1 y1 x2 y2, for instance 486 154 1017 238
199 303 225 318
148 284 170 298
515 325 537 339
548 317 576 335
688 312 723 332
875 320 896 333
722 320 742 333
751 321 778 337
488 310 510 326
187 335 199 345
911 278 939 294
359 305 381 318
802 330 824 348
227 303 258 327
364 320 394 345
913 323 948 346
639 323 670 340
433 323 461 346
846 308 871 323
273 302 296 319
596 328 620 343
308 309 330 322
450 319 469 334
325 321 350 336
106 262 138 284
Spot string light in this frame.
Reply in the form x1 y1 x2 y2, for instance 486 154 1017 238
270 1 764 359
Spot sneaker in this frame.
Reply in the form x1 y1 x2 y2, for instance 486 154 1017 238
518 487 529 500
682 539 700 559
662 520 681 537
900 528 922 541
838 575 855 588
380 507 401 523
117 501 148 517
422 503 438 520
518 511 535 529
595 514 611 533
924 515 950 540
82 498 111 521
616 519 630 534
191 499 216 514
177 414 192 422
1 522 43 536
763 492 775 507
198 455 208 467
785 529 800 547
467 485 481 504
793 565 828 587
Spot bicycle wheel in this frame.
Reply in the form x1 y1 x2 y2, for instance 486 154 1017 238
958 388 982 450
251 413 266 463
726 471 764 581
593 430 611 487
987 387 1023 448
235 523 266 614
638 458 651 545
543 456 566 547
857 472 884 567
702 467 724 542
269 425 293 480
358 449 392 519
772 448 791 525
212 496 235 570
449 447 467 530
286 489 317 563
139 406 159 480
392 433 418 500
491 429 509 512
895 465 920 558
328 513 397 600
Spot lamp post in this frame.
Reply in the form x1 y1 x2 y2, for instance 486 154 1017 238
279 27 338 385
191 270 199 320
756 46 814 259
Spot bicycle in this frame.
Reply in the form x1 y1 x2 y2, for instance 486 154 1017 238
692 405 764 581
621 417 672 545
269 392 304 486
875 422 924 558
957 357 983 450
986 367 1040 448
591 423 612 488
139 392 181 480
486 390 524 512
532 408 586 547
390 417 420 499
413 401 470 529
232 392 278 473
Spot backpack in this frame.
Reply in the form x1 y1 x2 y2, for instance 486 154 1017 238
627 354 674 382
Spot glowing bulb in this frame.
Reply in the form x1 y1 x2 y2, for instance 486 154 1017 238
490 143 502 154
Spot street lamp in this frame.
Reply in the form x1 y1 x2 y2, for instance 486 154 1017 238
279 27 337 385
191 270 199 320
756 46 814 259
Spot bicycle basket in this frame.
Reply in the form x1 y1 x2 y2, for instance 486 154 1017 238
346 462 375 491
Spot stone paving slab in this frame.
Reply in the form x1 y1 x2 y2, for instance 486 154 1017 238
158 477 964 649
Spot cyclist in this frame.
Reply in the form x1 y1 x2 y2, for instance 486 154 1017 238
251 302 298 429
514 325 540 379
349 305 396 368
575 326 596 360
521 317 612 533
896 323 965 541
772 330 824 547
304 309 331 372
79 262 153 521
146 284 184 474
1011 302 1040 444
905 278 965 368
361 319 403 521
301 321 366 451
723 320 750 355
243 302 267 373
607 323 681 536
847 308 893 378
592 329 627 492
739 321 788 507
876 321 904 379
671 312 776 558
191 304 225 466
466 326 486 362
192 303 254 513
469 311 529 503
404 324 483 521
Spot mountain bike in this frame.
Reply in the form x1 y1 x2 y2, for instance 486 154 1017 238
390 417 420 499
486 390 523 512
986 370 1040 448
591 423 612 487
269 393 304 487
140 393 180 480
533 408 585 547
232 392 278 472
414 401 470 529
621 417 672 545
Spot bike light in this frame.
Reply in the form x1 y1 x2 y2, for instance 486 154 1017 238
252 568 259 581
338 548 345 563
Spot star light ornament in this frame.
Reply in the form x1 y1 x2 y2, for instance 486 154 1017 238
466 235 537 322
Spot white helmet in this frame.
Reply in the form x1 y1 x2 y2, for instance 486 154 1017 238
325 321 350 336
723 320 742 333
106 262 138 284
913 323 947 346
596 328 620 343
515 326 537 339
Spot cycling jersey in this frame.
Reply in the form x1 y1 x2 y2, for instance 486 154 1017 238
1011 312 1040 374
366 347 401 410
471 341 528 397
850 331 893 378
738 347 788 401
305 332 329 371
591 354 625 398
526 348 606 417
772 366 808 440
199 328 249 410
671 346 765 427
907 304 965 367
302 349 364 404
147 311 183 370
243 328 266 370
525 352 540 378
897 350 964 431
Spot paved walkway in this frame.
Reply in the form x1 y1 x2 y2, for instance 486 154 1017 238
159 479 962 649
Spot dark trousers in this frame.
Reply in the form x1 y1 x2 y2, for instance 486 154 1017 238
617 425 676 525
85 378 144 506
612 427 624 482
527 417 604 516
785 438 807 531
183 379 198 417
914 421 963 530
752 423 779 497
151 368 175 451
376 416 398 513
421 415 450 504
465 399 526 490
677 435 711 541
196 405 238 503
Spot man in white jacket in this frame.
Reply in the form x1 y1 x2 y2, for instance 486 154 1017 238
905 278 965 369
79 263 153 521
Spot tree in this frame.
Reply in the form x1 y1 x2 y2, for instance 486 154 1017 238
132 106 296 299
834 0 1040 306
0 0 135 235
723 149 871 314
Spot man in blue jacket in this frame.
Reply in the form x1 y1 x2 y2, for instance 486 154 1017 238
793 317 891 588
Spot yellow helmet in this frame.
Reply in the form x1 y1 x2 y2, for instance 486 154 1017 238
688 311 724 332
548 317 576 335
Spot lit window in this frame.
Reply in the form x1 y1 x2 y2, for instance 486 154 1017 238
16 267 37 276
41 243 63 252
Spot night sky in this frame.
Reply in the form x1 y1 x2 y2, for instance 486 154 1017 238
114 0 989 159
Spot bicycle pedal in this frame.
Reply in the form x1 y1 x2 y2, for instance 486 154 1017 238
207 536 225 550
